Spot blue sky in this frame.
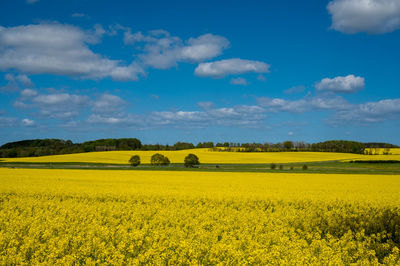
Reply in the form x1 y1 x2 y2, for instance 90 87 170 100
1 0 400 145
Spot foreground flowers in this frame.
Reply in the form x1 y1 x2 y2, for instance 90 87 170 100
1 169 399 264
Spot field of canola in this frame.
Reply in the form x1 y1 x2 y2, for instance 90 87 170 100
2 148 400 164
1 168 400 264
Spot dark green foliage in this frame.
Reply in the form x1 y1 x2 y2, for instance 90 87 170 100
81 138 142 151
283 141 294 150
184 154 200 168
129 155 141 167
311 140 365 154
270 163 276 170
196 142 214 148
0 137 397 158
0 138 141 158
279 164 284 170
150 153 170 166
364 142 398 148
302 165 308 170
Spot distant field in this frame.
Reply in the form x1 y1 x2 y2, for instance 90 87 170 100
1 168 399 264
364 148 400 155
2 148 400 164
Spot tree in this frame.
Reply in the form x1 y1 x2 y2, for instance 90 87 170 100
129 155 140 167
270 163 276 170
150 153 170 166
184 153 200 168
283 141 294 150
302 164 308 170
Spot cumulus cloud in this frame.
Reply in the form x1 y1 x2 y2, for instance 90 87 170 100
315 75 365 93
91 93 127 115
21 118 35 126
257 95 352 113
195 58 270 78
0 23 144 81
327 0 400 34
87 101 266 128
148 104 266 127
230 77 248 85
14 90 90 120
0 73 33 92
333 98 400 123
125 30 230 69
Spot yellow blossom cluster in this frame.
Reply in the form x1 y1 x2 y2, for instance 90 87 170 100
1 168 400 264
2 148 400 164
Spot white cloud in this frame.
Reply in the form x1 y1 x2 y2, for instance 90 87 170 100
315 75 365 93
0 74 33 92
91 93 127 114
148 104 266 127
257 95 352 113
21 118 35 126
328 0 400 34
87 101 266 128
230 77 248 85
0 23 144 81
180 34 230 62
20 89 38 98
333 98 400 123
124 30 229 69
15 90 90 120
284 85 305 94
195 58 270 78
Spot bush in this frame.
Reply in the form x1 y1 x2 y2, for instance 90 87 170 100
279 164 283 170
151 153 170 166
129 155 140 167
270 163 276 170
184 154 200 168
302 164 308 170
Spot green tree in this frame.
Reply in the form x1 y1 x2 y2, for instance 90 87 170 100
270 163 276 170
283 141 294 150
302 164 308 170
184 154 200 168
151 153 170 166
129 155 140 167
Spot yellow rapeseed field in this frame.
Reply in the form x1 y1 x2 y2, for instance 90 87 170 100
364 148 400 155
1 168 399 264
2 148 400 164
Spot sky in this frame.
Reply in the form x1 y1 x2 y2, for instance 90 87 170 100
0 0 400 145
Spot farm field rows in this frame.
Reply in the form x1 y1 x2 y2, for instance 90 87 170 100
2 148 400 164
1 168 400 264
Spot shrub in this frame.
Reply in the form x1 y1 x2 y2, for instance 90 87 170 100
279 164 283 170
129 155 140 167
270 163 276 170
184 154 200 168
151 153 170 166
302 164 308 170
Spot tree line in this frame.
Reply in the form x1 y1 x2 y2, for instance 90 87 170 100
0 138 398 158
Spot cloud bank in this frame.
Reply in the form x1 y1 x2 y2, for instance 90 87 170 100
328 0 400 34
